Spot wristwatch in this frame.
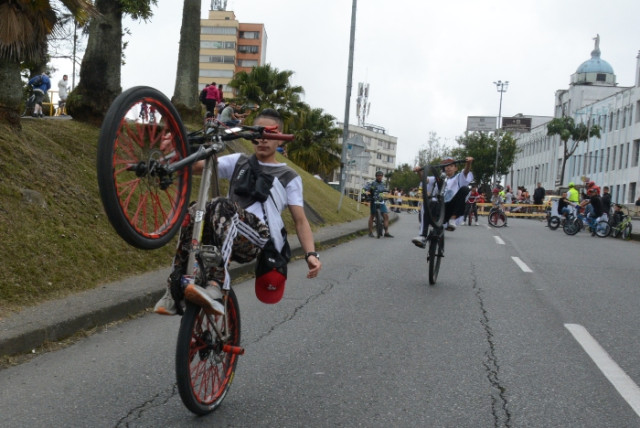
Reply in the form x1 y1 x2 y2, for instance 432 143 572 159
304 251 319 262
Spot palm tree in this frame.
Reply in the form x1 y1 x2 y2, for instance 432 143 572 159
229 64 305 127
171 0 201 122
66 0 156 125
286 105 342 177
547 116 601 185
0 0 93 127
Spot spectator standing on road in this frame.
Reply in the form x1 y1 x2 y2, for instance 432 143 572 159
57 74 69 114
601 186 612 218
28 72 51 118
533 182 545 205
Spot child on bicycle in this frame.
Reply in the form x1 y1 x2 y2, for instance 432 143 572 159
154 108 322 316
411 157 473 247
463 185 480 226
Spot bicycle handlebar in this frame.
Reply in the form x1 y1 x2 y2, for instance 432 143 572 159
418 159 467 171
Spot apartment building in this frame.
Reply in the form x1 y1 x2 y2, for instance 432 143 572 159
200 7 266 100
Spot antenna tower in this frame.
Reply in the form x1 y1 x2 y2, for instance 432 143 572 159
211 0 227 10
356 82 370 127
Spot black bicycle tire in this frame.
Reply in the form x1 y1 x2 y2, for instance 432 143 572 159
176 291 241 415
428 235 442 285
97 86 191 249
563 219 580 236
421 167 445 228
594 220 611 238
375 209 383 238
622 223 632 240
488 209 506 228
548 216 561 230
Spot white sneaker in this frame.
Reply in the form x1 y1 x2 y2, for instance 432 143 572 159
184 282 224 316
445 223 456 231
154 288 178 315
474 220 479 226
455 217 464 226
411 236 426 248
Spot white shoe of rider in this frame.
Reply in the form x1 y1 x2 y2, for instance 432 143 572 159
184 282 225 316
411 236 426 248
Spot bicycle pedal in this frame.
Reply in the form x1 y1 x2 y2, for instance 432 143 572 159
223 344 245 355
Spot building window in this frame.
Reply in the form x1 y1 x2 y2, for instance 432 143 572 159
625 142 630 168
201 26 237 35
632 139 640 167
200 55 235 64
238 45 259 54
237 59 258 67
619 144 624 169
596 73 606 82
201 40 236 50
622 107 627 128
239 31 260 39
599 149 604 172
609 113 613 132
605 148 610 172
199 69 234 78
612 146 617 170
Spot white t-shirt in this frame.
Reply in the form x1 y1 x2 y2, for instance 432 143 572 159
426 171 474 202
217 153 303 251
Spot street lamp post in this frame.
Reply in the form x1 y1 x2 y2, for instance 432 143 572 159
493 80 509 187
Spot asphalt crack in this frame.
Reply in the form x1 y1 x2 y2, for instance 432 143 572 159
471 263 512 427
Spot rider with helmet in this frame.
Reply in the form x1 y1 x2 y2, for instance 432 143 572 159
363 171 393 238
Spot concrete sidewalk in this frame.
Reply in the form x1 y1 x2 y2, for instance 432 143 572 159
0 216 375 358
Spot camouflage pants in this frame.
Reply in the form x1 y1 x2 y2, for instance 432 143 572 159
170 197 270 294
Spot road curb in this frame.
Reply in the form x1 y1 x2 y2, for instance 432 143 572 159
0 215 390 359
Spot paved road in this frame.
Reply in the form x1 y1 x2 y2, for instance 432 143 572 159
1 215 638 427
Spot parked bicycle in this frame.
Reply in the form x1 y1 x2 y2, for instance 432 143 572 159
417 159 467 284
96 86 293 415
610 205 633 240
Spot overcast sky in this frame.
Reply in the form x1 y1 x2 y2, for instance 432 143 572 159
59 0 640 166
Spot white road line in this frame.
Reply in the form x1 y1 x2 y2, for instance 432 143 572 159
511 256 532 272
565 323 640 417
494 236 505 245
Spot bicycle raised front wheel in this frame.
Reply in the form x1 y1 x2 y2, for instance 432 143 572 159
176 290 241 415
375 208 384 238
97 86 191 249
428 235 443 285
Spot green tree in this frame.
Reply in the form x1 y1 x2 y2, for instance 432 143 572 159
451 131 519 187
414 131 450 167
0 0 93 127
546 116 601 184
229 64 305 129
171 0 201 122
389 163 420 192
67 0 156 125
286 105 342 178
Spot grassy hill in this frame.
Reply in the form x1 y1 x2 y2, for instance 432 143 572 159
0 119 366 314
